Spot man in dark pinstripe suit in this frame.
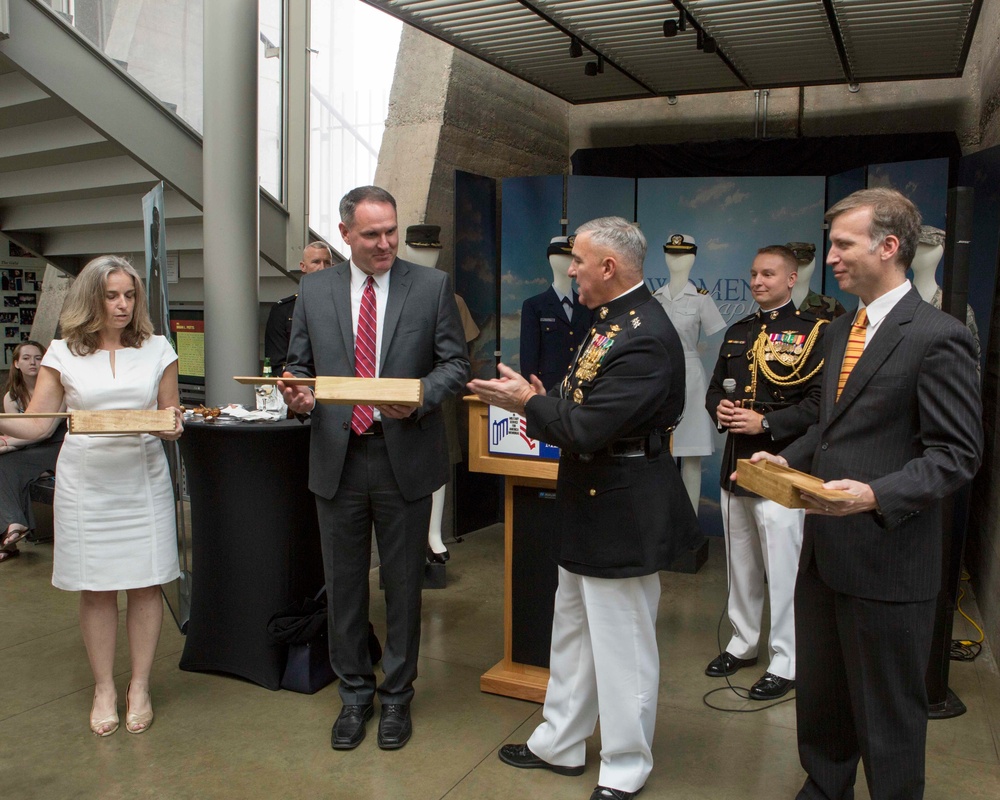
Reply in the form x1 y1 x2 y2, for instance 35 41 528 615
749 188 982 799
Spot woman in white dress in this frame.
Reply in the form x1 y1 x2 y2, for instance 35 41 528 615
0 255 183 737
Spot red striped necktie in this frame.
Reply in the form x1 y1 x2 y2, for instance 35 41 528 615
836 307 868 401
351 275 377 434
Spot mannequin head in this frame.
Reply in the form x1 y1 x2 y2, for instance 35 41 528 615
547 236 574 294
910 226 944 302
663 234 697 297
404 224 442 268
786 242 817 306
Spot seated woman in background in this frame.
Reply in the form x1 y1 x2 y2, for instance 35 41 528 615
0 256 183 737
0 340 67 563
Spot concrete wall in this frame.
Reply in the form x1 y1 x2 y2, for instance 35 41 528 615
975 0 1000 150
375 26 569 278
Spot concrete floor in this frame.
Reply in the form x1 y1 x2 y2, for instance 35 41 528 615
2 526 999 800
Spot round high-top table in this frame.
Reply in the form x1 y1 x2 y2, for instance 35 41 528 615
178 417 324 690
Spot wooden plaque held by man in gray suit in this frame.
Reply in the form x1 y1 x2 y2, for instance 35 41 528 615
746 188 982 800
280 186 470 753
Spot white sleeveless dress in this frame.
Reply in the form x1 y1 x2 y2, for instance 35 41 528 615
43 336 180 591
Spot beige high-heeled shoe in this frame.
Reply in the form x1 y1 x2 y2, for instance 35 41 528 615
90 694 119 737
125 682 154 734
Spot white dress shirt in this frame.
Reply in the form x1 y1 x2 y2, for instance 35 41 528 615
858 279 911 349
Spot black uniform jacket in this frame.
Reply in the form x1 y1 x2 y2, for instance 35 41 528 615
706 300 826 495
264 293 297 373
520 287 594 392
524 285 701 579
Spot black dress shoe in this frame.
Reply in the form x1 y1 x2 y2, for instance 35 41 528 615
749 672 795 700
331 703 374 750
705 651 758 677
377 704 412 750
427 547 450 564
498 743 584 776
590 785 644 800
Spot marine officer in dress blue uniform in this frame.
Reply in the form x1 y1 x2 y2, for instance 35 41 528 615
471 217 700 800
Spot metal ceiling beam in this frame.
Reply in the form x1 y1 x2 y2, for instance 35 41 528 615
515 0 659 96
822 0 857 84
673 1 750 89
955 0 985 75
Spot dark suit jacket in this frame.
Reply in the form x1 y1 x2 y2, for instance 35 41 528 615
525 286 701 579
781 288 982 602
520 287 593 392
286 258 470 502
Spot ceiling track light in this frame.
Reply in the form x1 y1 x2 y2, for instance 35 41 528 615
569 37 583 58
585 54 604 76
696 28 704 50
703 36 716 54
664 8 686 38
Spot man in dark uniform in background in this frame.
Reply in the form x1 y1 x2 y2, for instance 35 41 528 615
470 216 700 800
704 245 827 700
264 241 334 372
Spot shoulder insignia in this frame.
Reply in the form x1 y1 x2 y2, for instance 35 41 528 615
697 287 710 295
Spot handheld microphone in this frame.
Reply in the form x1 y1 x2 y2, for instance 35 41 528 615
719 378 737 432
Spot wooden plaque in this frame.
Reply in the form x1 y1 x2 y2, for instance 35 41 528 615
69 409 175 434
233 376 423 407
736 458 852 509
313 377 423 407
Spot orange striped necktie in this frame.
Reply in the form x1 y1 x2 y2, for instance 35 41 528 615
836 308 868 401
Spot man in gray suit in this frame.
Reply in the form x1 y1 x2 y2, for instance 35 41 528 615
280 186 469 752
749 188 982 799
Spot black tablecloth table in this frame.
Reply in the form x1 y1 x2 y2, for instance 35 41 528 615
178 417 324 690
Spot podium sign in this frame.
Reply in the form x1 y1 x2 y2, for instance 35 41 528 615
487 406 560 460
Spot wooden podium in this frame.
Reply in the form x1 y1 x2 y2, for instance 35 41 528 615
466 396 557 703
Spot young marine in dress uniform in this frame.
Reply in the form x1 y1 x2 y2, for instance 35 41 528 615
705 245 827 700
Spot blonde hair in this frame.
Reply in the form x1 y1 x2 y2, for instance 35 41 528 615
60 255 153 356
5 340 45 411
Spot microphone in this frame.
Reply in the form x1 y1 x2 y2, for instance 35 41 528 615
719 378 736 432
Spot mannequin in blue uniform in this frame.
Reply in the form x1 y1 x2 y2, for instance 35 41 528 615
520 236 593 392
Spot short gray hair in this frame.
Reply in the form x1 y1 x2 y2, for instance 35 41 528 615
303 241 333 259
574 216 647 275
339 186 397 228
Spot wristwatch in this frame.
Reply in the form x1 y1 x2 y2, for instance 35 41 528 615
760 415 771 435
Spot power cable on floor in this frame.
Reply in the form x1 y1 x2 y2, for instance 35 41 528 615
950 571 984 662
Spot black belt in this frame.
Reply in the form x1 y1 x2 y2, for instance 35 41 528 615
353 421 384 437
570 428 673 461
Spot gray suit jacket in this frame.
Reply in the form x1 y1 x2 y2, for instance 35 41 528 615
781 288 982 602
286 258 470 501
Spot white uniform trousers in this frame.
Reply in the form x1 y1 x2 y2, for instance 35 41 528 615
720 488 804 680
527 567 661 794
